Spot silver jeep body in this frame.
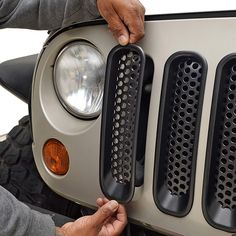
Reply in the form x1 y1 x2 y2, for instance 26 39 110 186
31 12 236 235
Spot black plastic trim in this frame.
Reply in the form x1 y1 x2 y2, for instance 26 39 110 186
100 45 146 203
202 54 236 233
0 54 38 103
153 52 207 217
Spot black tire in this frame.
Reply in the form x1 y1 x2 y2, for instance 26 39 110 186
0 115 82 219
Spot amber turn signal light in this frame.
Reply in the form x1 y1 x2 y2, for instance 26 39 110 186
43 139 69 175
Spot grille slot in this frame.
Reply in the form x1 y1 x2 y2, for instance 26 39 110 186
153 52 207 216
100 45 148 203
203 55 236 232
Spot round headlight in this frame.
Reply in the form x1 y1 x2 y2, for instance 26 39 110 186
54 41 105 119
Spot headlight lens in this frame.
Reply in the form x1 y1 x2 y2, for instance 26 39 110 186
54 41 105 119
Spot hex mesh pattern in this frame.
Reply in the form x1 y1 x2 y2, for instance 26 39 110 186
215 64 236 210
110 51 141 184
166 59 202 196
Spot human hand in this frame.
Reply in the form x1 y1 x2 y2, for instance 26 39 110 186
96 197 127 236
56 198 127 236
97 0 145 45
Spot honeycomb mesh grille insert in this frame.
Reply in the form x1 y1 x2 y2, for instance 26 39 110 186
203 55 236 232
215 65 236 210
100 45 146 203
166 59 201 196
154 52 207 217
110 52 140 184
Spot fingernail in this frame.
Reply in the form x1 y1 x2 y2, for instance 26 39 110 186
108 200 119 211
118 35 128 46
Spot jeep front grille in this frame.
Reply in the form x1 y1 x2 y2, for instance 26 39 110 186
203 54 236 232
153 52 207 216
100 45 148 203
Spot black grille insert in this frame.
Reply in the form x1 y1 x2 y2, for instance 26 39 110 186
100 45 153 203
203 54 236 232
153 52 207 216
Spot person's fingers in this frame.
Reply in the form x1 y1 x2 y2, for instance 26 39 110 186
111 204 128 234
113 0 145 44
98 4 129 45
96 198 114 226
125 14 145 44
96 198 127 224
106 10 129 45
94 198 127 235
97 0 129 45
96 197 109 207
97 0 145 45
96 198 104 207
115 204 127 224
91 200 119 227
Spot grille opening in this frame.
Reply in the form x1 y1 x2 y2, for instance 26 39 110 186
203 55 236 232
100 45 154 203
153 52 207 216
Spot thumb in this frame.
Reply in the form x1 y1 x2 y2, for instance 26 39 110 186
91 200 119 226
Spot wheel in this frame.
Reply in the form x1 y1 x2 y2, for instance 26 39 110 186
0 115 82 218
